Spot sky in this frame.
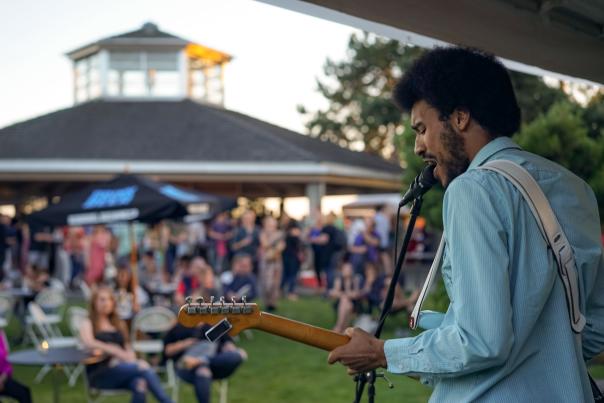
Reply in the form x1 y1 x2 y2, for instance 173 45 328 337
0 0 361 133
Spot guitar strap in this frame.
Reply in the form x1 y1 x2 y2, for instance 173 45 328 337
408 159 601 399
408 235 445 330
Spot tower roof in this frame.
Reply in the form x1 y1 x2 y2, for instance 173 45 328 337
66 22 191 60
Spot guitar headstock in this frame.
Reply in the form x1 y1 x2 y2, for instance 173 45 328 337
177 296 261 336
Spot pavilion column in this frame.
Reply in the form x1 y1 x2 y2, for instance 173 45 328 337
305 182 325 215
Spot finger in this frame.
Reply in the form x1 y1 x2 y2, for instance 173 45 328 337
347 367 359 376
327 349 341 365
344 327 355 337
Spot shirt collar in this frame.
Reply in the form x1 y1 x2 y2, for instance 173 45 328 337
468 136 522 170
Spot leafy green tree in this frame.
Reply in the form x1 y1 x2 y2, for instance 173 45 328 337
515 100 604 220
298 33 423 159
509 71 568 124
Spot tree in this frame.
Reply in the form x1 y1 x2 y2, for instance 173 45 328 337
298 33 423 159
509 71 568 124
515 100 604 220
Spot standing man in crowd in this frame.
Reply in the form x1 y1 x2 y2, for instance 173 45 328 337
328 46 604 401
231 210 260 273
374 205 392 275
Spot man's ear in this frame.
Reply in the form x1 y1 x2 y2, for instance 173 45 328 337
451 109 470 132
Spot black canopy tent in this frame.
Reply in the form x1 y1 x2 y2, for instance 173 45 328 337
27 174 236 300
28 174 235 227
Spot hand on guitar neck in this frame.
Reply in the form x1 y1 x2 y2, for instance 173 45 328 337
178 296 394 378
177 296 350 351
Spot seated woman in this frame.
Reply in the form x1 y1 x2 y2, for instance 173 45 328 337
80 286 172 403
381 275 420 315
163 311 247 403
329 260 363 333
360 262 386 314
0 330 31 403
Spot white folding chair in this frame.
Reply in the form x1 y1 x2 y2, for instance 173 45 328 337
28 302 77 383
131 306 176 355
26 288 65 336
131 306 177 398
66 306 89 386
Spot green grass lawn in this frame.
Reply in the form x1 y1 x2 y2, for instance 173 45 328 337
8 296 604 402
10 296 431 402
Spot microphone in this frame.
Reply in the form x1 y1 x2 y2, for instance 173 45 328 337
399 164 438 206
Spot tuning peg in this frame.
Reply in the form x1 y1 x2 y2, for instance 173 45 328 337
231 297 241 314
195 297 207 313
219 296 229 313
209 296 219 314
241 295 252 314
185 296 196 314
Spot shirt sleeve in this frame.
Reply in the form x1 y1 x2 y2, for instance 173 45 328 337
583 248 604 361
384 176 514 378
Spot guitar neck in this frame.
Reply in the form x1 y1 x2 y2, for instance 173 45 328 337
256 312 350 351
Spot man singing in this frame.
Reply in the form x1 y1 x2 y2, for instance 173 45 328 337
328 47 604 402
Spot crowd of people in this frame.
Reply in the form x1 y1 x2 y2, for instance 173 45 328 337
0 206 435 402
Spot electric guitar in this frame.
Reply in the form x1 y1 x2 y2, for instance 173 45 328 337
177 297 350 351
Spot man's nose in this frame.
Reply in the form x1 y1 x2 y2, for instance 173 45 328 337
414 135 426 157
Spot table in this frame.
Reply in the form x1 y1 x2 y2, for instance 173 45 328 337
6 288 35 298
9 347 92 403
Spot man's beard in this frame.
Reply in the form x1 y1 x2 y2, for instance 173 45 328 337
439 121 470 187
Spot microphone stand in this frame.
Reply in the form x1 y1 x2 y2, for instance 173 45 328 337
353 195 424 403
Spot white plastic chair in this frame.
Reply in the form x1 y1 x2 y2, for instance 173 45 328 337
66 306 89 386
131 306 176 355
28 302 77 383
25 288 65 336
131 306 177 398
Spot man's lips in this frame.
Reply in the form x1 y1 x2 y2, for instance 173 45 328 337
423 159 440 181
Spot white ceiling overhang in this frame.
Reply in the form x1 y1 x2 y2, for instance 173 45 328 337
261 0 604 86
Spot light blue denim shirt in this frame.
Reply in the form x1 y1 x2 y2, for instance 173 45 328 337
384 137 604 402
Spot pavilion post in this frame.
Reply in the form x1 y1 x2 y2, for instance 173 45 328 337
305 182 325 215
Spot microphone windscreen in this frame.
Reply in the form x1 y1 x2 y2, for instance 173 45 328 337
419 164 437 188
